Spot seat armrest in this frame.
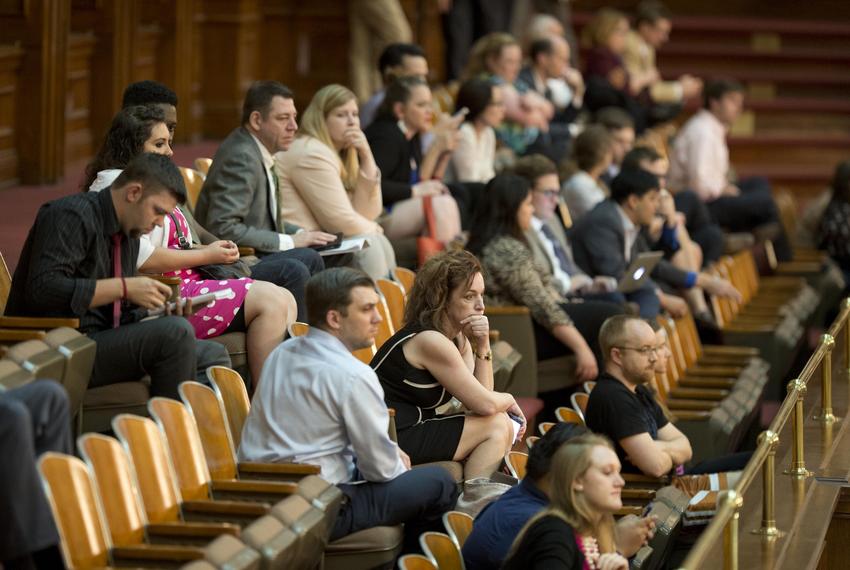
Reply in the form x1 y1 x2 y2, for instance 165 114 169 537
0 316 79 329
182 499 268 517
0 329 47 342
149 275 181 286
237 461 321 477
238 247 255 257
147 521 240 538
211 479 298 495
111 544 203 562
622 473 668 485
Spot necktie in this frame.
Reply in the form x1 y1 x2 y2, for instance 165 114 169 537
540 223 576 276
112 233 123 328
271 169 281 231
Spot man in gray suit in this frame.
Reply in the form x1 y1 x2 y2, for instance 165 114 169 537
572 168 739 319
195 81 333 275
513 155 624 306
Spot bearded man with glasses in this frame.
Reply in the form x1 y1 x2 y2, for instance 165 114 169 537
584 314 692 477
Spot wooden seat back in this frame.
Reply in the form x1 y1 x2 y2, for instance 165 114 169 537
525 435 540 448
555 406 584 425
375 295 395 350
179 167 205 211
571 392 588 420
38 452 111 569
194 157 212 176
179 381 239 480
0 251 10 312
443 511 474 549
112 413 189 522
583 380 596 393
207 366 251 444
288 321 309 337
398 554 437 570
420 531 464 570
377 278 406 330
505 450 528 479
393 267 416 294
538 421 554 435
78 433 148 546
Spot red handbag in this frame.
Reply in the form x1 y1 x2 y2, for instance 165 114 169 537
417 195 445 266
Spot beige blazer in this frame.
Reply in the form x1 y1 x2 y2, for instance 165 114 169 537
275 136 383 236
623 30 682 104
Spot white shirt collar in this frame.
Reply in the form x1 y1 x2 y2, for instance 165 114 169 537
249 132 276 170
530 215 545 231
615 203 638 233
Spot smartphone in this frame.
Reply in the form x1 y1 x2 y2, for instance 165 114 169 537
144 291 225 317
311 232 344 252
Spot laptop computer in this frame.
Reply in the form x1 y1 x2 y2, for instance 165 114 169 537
617 251 664 293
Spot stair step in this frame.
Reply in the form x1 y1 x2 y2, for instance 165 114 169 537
729 134 850 166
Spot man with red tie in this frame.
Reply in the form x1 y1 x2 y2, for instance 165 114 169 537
5 153 230 399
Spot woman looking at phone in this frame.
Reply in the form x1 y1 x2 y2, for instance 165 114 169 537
275 84 397 280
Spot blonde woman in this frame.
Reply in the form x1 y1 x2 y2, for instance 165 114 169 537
275 84 397 279
502 434 629 570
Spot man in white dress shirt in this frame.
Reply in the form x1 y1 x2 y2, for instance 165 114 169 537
239 267 458 549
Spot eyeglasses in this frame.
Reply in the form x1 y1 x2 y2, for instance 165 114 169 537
534 189 560 199
614 346 659 357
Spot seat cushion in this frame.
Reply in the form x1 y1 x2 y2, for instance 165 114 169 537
83 381 150 408
325 525 403 554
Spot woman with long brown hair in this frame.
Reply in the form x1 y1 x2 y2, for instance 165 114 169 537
503 434 629 570
371 249 526 480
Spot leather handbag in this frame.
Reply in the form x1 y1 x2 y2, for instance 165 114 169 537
170 212 251 280
416 195 444 266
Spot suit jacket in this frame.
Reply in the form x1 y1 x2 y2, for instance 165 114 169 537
571 200 689 289
524 217 588 297
517 66 581 125
195 126 300 253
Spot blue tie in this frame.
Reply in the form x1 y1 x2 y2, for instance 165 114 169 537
541 224 576 275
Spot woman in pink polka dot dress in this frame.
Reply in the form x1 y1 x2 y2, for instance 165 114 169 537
165 209 252 339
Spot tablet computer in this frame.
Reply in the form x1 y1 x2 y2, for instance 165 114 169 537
617 251 664 293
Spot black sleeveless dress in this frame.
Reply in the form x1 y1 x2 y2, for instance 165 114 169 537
371 323 466 464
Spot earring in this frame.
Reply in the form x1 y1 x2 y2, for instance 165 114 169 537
575 485 583 492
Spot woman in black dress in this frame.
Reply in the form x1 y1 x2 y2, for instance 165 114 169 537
371 249 526 480
503 434 629 570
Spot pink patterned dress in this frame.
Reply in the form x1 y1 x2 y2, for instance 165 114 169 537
163 208 252 339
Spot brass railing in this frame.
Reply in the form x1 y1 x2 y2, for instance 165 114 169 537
679 298 850 569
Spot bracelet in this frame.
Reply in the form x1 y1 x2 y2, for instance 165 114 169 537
120 277 127 300
473 347 493 361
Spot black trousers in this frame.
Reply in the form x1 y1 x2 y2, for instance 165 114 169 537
674 190 724 265
442 0 513 80
533 299 625 363
251 247 325 321
88 316 231 399
706 177 792 262
0 381 72 563
332 466 459 554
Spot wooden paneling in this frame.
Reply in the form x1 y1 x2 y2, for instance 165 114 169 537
0 44 22 188
198 0 260 138
65 32 95 164
132 24 161 82
0 0 69 184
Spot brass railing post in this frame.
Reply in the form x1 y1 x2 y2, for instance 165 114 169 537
752 431 782 538
814 334 838 423
784 379 812 478
844 298 850 374
722 490 742 570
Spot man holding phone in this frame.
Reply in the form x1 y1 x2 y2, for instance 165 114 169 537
5 154 230 400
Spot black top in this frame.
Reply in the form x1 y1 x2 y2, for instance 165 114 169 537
501 514 584 570
584 372 669 473
364 117 423 207
5 188 141 334
371 323 454 430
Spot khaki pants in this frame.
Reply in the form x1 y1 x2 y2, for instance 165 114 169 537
349 0 412 102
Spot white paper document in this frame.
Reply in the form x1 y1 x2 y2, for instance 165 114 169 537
319 237 370 257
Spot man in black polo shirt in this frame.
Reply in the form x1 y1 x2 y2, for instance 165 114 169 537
585 314 692 477
5 153 230 399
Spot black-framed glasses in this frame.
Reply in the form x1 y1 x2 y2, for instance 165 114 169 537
614 346 659 357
